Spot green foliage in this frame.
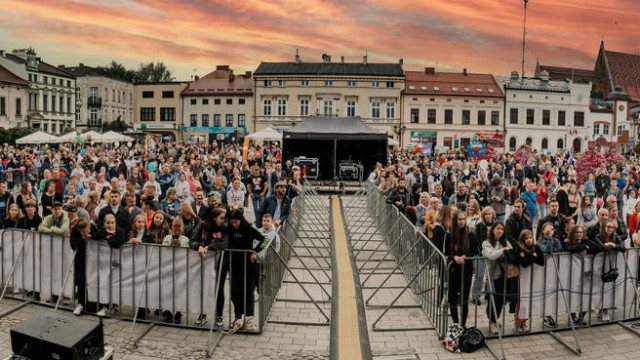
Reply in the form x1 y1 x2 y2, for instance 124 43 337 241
1 127 37 145
98 60 173 83
102 119 129 132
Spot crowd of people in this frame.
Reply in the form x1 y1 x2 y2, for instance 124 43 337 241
1 141 300 333
371 149 640 334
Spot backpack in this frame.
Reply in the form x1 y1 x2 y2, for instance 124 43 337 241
459 327 486 353
443 323 464 353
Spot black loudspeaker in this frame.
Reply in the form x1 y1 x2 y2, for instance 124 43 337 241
294 157 319 180
10 311 104 360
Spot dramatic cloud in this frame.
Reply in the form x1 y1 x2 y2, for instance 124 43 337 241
1 0 638 79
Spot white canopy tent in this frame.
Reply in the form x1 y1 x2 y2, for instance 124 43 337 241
56 132 79 143
101 131 134 143
15 131 58 145
246 127 283 142
82 130 104 143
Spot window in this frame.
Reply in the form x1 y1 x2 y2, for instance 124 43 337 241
43 76 48 84
263 80 272 87
618 125 624 136
214 114 221 127
491 111 499 126
509 137 516 151
477 110 486 125
452 87 459 92
603 124 610 135
462 110 470 125
301 80 309 86
0 97 5 115
226 114 233 127
386 81 394 88
43 123 48 132
371 81 380 88
263 99 272 115
162 91 174 99
323 100 334 116
574 111 584 127
202 99 209 105
427 109 436 124
190 99 197 105
160 107 175 121
239 98 246 105
277 99 287 116
90 87 98 98
558 111 566 126
421 86 427 91
464 87 470 92
214 98 221 105
542 110 550 125
371 101 380 118
33 75 37 83
238 114 246 127
433 86 440 91
410 109 419 123
15 98 21 116
386 101 395 118
408 85 415 90
59 96 64 113
278 80 286 87
593 124 600 135
190 114 197 126
140 107 155 121
542 138 548 149
324 80 333 87
348 81 356 87
43 95 48 111
510 108 518 124
28 74 32 81
51 96 56 112
142 91 154 98
557 139 563 149
300 99 309 116
226 98 232 105
201 114 209 127
67 80 71 87
346 100 356 117
444 109 453 124
112 89 115 101
118 91 121 103
526 109 534 124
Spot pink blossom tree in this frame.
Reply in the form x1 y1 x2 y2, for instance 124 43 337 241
513 144 534 164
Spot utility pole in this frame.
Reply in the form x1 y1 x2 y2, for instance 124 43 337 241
521 0 529 80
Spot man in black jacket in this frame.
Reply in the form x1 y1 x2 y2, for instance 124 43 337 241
191 189 209 220
505 199 532 247
536 199 560 239
555 179 571 217
386 178 412 212
586 208 609 240
263 181 292 226
97 191 131 235
595 168 610 199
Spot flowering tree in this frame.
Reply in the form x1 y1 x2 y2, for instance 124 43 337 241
483 144 500 163
576 148 605 184
513 144 534 164
603 148 624 168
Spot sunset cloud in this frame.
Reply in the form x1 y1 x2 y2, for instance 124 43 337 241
0 0 638 79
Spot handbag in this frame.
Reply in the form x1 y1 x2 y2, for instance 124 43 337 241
601 251 619 283
501 261 520 278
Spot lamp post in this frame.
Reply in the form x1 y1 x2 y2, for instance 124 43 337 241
521 0 529 79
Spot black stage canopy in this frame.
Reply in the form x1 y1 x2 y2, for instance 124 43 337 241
283 116 388 180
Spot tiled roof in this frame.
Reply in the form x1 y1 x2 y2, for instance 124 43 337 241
537 65 598 81
604 50 640 102
65 64 129 82
0 65 28 85
498 76 571 93
404 71 503 97
4 52 75 78
254 62 404 77
181 77 252 96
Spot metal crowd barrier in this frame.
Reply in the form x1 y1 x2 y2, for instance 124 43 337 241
364 180 640 359
0 188 306 339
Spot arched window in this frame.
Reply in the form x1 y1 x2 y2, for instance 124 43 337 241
542 138 548 149
557 138 564 149
509 137 516 151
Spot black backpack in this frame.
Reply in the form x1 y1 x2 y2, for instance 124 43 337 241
459 327 485 353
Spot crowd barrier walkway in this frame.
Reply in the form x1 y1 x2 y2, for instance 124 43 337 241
355 181 640 360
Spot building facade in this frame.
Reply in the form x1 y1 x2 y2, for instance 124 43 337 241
500 71 591 153
66 64 134 131
0 65 28 129
133 82 188 142
181 72 253 144
0 48 75 135
402 68 504 151
586 88 631 149
253 54 405 137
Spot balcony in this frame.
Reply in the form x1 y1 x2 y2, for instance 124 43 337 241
88 96 102 108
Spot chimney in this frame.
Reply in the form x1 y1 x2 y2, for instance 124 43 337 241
58 65 65 68
399 58 403 67
540 70 550 82
295 48 301 64
510 71 519 81
341 56 344 63
229 73 234 82
322 54 331 63
79 63 84 67
194 75 200 81
363 54 368 65
245 71 252 78
463 68 467 76
424 67 435 75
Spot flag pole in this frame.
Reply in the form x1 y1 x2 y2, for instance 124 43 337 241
521 0 529 80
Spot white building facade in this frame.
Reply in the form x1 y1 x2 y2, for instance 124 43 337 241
500 71 591 153
0 65 28 129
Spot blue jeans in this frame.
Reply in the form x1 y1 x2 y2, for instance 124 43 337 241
472 259 486 300
252 194 264 223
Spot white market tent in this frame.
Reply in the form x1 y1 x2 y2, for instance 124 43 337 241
15 131 58 144
57 132 79 143
82 130 104 143
246 127 283 142
102 131 134 143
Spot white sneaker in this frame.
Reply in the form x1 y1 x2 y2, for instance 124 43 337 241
602 310 611 322
96 307 108 317
73 304 83 316
489 322 499 335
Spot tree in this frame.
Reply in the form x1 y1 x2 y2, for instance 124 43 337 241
513 144 534 164
576 148 606 184
102 119 129 132
1 127 37 145
98 61 138 83
136 61 174 82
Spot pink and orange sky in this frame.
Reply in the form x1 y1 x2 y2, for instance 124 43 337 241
1 0 639 80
